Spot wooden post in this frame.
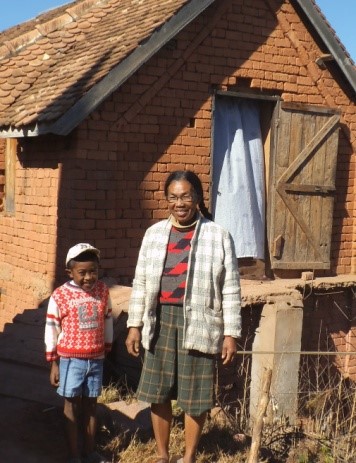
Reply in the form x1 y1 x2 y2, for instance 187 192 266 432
247 368 272 463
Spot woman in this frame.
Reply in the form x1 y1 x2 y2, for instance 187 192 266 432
126 170 241 463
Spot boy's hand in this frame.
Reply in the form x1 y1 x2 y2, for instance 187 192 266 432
49 361 60 387
126 327 141 357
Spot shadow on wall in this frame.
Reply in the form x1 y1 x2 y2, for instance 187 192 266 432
0 301 61 405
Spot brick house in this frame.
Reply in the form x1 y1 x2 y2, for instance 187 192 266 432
0 0 355 413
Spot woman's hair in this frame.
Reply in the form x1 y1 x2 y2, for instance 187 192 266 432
164 170 212 220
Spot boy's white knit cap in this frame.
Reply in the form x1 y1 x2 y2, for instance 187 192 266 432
66 243 100 265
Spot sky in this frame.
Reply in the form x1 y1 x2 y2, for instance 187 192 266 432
0 0 355 62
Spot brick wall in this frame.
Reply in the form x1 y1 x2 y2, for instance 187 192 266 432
101 0 354 279
0 0 355 328
0 136 63 328
0 138 5 212
302 288 356 380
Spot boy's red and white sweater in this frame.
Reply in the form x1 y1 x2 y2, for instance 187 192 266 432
45 280 113 362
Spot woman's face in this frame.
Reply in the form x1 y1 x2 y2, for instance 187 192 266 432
166 179 199 225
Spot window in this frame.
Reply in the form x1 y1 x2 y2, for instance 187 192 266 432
211 92 276 277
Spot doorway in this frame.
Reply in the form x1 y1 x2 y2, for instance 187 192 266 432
211 92 276 279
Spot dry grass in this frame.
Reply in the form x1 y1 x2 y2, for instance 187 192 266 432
98 380 137 405
296 354 356 462
96 356 356 463
99 410 250 463
98 383 124 404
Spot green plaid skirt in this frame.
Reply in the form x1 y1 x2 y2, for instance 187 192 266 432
136 304 215 416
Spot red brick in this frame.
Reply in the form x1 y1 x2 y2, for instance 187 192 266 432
0 0 355 333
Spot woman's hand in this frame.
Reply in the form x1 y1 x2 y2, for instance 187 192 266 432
221 336 237 365
126 327 142 357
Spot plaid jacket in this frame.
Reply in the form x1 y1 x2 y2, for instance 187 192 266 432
127 215 241 354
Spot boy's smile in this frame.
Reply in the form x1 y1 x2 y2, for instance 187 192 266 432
67 261 99 291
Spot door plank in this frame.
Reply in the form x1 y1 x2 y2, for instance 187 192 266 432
269 105 340 270
277 115 339 185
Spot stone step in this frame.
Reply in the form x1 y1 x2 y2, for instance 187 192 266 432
0 359 61 406
0 322 47 368
0 284 134 405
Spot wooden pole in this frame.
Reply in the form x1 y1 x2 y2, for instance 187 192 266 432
247 368 273 463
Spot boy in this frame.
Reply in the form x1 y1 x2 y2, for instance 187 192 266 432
45 243 113 463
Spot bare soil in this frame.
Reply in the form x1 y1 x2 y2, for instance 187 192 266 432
0 396 67 463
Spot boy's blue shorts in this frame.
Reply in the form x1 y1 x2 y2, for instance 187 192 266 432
57 358 104 398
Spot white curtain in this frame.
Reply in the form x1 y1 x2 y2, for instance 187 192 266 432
212 98 265 259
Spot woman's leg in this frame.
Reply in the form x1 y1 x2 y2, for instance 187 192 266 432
63 396 81 458
183 412 206 463
175 304 214 463
151 401 172 461
82 396 97 456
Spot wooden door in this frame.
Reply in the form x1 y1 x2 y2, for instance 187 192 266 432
268 102 340 270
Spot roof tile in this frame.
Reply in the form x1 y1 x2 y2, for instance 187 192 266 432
35 13 74 36
1 82 15 91
0 89 11 97
1 95 16 105
0 0 190 128
16 82 32 91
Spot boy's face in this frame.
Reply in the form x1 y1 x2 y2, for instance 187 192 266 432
66 261 99 291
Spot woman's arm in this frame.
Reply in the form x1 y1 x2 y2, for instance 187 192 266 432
125 327 142 357
221 231 242 339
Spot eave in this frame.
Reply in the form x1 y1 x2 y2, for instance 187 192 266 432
0 0 355 139
0 0 215 138
293 0 356 98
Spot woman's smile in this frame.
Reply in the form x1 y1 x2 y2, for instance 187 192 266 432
167 179 198 225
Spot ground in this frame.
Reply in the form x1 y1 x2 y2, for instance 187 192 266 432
0 395 152 463
0 396 67 462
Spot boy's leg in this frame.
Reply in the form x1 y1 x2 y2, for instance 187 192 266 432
64 396 81 458
151 401 172 461
82 396 97 456
183 412 206 463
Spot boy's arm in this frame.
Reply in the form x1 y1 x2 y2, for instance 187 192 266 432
49 360 60 387
44 296 61 362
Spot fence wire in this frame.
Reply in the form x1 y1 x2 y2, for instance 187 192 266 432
215 350 356 462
